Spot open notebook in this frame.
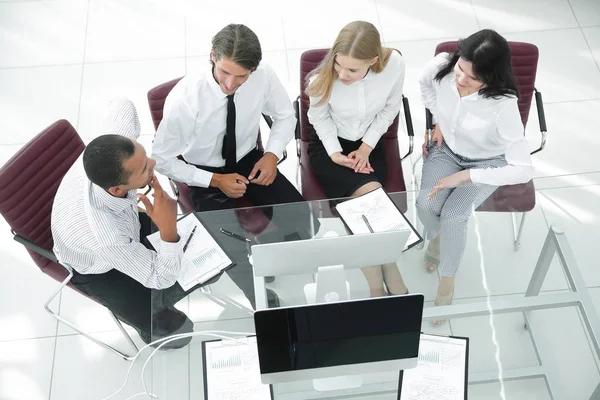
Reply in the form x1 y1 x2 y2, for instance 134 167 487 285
146 214 234 291
334 187 423 251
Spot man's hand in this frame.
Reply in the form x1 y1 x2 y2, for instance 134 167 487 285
137 176 178 243
423 124 444 158
331 152 374 174
348 143 373 173
248 152 278 186
210 173 249 198
427 170 471 199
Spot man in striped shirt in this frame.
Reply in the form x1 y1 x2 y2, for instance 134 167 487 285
51 98 192 348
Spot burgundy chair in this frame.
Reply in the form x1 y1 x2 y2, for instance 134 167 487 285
147 78 281 235
0 120 138 360
295 49 415 211
423 41 547 250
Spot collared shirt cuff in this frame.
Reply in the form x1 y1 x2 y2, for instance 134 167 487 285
361 129 380 150
264 140 285 160
469 168 485 185
158 237 183 257
194 169 214 188
322 136 343 156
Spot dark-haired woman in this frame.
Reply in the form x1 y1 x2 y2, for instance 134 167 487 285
416 29 533 324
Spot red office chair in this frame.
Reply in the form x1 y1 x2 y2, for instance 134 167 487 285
147 78 282 235
422 41 547 250
295 49 415 212
0 120 138 360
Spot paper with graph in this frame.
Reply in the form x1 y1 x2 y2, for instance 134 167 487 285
146 213 233 291
335 187 421 250
399 334 468 400
204 337 271 400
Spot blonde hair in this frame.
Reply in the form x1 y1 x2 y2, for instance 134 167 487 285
306 21 395 106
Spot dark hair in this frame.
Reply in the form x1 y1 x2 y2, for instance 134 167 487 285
435 29 518 99
83 134 136 190
211 24 262 71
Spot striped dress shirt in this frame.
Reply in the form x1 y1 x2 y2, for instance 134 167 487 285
51 98 184 290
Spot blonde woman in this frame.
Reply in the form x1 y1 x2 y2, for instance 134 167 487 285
306 21 407 297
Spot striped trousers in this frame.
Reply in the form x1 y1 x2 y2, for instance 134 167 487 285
416 141 507 277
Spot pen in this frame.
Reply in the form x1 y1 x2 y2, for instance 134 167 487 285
183 225 197 253
220 228 251 243
362 214 375 233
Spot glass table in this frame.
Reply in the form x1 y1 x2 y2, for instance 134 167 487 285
147 172 600 400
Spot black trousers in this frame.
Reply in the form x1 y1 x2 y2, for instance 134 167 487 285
70 212 194 348
189 149 313 308
189 149 304 211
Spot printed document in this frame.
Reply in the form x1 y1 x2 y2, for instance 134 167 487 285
204 337 271 400
147 214 233 291
335 187 421 250
399 334 468 400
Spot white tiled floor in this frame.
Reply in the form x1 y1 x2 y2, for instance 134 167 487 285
1 0 600 399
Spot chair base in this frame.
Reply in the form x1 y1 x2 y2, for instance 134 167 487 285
44 268 139 361
512 212 527 251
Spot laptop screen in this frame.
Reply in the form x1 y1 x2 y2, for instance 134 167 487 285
254 294 424 374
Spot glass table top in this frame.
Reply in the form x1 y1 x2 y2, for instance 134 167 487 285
145 171 600 400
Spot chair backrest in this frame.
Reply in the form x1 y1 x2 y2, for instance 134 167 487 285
148 77 183 131
298 49 400 143
434 42 539 129
0 120 85 282
147 77 265 149
433 42 540 214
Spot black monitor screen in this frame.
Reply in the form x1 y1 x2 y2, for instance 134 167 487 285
254 294 424 374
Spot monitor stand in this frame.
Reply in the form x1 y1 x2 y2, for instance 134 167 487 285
303 264 349 304
303 265 364 392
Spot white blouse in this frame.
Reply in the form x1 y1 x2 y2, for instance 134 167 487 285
419 53 533 186
307 50 406 156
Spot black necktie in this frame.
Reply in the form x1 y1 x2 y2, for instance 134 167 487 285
222 94 236 172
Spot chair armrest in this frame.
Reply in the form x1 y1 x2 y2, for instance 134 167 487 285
400 95 414 161
168 178 180 198
293 97 301 159
261 113 273 129
261 113 287 164
278 150 288 164
531 89 547 155
12 231 58 263
425 108 434 131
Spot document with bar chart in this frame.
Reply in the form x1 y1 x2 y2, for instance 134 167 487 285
203 337 272 400
146 213 234 291
398 334 469 400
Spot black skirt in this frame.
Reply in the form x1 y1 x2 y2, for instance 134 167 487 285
307 132 387 199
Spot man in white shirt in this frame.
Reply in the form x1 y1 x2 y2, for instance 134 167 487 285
152 23 302 211
152 24 314 308
52 99 193 348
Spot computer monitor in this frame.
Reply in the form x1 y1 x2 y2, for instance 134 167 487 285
251 229 411 277
254 294 424 386
251 229 411 306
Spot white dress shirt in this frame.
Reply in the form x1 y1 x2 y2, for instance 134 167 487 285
51 160 184 290
307 50 406 156
152 63 296 188
419 53 533 186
